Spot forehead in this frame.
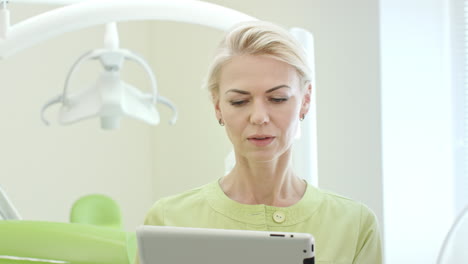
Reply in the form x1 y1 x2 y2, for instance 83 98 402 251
219 55 299 93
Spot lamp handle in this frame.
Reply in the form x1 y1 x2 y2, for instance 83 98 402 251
40 94 62 125
62 49 100 103
123 50 158 104
124 50 178 124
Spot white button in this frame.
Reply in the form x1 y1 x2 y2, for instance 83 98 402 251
273 211 286 223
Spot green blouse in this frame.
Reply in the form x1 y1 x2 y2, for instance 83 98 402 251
142 180 382 264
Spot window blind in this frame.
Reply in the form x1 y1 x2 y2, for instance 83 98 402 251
462 0 468 211
453 0 468 212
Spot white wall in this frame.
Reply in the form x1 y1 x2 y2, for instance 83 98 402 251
380 0 455 262
0 4 156 231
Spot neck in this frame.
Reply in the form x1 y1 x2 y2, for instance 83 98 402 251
220 151 306 207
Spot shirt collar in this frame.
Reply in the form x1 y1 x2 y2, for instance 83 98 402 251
203 179 323 226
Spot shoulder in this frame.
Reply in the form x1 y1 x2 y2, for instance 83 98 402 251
144 182 214 226
307 185 380 236
313 186 377 221
308 186 382 262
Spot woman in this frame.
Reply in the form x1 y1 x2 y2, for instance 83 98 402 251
141 21 382 263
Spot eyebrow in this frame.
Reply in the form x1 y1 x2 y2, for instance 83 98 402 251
225 85 291 95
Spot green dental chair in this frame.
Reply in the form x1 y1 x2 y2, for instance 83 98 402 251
0 194 137 264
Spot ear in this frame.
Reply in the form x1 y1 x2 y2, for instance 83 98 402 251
212 92 222 121
300 83 312 117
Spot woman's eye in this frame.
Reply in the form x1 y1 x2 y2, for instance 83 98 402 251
230 100 249 106
270 98 288 103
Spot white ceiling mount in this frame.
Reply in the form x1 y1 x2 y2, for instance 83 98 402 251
0 0 9 39
0 0 257 59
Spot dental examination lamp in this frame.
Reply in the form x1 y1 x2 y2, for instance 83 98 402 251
0 0 258 130
41 23 177 130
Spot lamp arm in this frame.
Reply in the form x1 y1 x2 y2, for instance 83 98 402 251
104 22 119 50
0 0 256 59
436 205 468 263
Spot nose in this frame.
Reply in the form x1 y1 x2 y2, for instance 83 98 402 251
249 100 269 125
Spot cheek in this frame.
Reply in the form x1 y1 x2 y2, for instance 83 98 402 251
224 114 245 134
224 120 245 147
219 102 246 122
219 105 244 135
278 101 301 119
281 116 299 135
219 104 234 122
278 105 301 136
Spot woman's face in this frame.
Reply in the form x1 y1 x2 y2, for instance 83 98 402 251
214 54 311 162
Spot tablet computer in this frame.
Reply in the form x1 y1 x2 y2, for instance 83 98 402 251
137 225 315 264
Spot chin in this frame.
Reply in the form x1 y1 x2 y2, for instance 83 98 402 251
245 151 279 163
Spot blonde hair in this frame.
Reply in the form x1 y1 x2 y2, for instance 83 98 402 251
205 20 311 96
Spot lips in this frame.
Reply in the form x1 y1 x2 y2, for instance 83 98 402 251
247 135 275 147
